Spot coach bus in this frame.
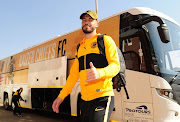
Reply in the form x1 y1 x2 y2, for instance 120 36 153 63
0 7 180 122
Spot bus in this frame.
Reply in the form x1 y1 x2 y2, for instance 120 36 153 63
0 7 180 122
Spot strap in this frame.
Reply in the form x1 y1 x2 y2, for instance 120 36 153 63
117 73 129 99
77 43 80 53
97 34 106 55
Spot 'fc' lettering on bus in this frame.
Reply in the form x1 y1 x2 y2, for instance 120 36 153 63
58 39 66 57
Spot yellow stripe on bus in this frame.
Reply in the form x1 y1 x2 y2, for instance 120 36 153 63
109 120 122 122
28 86 64 88
21 106 32 109
71 114 77 116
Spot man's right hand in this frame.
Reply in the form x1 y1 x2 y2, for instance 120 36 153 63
52 97 63 113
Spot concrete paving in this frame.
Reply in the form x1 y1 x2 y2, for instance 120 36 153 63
0 104 79 122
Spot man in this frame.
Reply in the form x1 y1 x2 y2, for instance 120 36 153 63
52 10 120 122
12 87 26 117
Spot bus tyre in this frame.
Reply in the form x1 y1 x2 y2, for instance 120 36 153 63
4 94 10 110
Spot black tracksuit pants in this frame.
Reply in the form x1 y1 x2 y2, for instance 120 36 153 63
79 96 114 122
12 96 22 114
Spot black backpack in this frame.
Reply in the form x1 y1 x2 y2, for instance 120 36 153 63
77 34 129 99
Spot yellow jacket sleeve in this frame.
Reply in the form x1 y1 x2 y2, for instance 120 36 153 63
97 35 120 79
58 58 79 101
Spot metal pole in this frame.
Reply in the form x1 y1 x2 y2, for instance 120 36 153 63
96 0 98 17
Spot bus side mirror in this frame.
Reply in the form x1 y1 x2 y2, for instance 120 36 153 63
157 24 170 43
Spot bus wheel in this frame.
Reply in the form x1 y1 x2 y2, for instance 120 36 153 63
3 94 10 110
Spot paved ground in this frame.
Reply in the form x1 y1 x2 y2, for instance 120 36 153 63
0 104 79 122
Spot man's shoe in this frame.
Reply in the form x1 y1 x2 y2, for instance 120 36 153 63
13 113 17 116
17 114 23 117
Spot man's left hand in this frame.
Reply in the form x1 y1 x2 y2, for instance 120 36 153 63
85 62 99 82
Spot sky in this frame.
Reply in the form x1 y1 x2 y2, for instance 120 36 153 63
0 0 180 60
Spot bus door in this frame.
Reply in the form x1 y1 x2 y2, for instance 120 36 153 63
120 36 155 122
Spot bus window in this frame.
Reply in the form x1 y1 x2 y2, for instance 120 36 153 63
123 37 147 72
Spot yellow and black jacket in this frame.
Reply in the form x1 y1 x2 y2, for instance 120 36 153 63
58 34 120 101
12 88 24 103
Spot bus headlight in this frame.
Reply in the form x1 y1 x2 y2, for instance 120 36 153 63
156 88 175 101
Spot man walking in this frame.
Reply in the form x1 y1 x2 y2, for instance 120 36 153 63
12 87 26 117
52 10 120 122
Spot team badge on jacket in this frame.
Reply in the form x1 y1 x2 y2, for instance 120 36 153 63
91 42 98 48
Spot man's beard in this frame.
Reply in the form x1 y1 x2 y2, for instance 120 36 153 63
82 25 95 34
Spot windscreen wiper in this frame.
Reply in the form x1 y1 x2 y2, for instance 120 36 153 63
169 71 180 85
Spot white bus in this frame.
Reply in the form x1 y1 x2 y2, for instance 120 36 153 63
0 7 180 122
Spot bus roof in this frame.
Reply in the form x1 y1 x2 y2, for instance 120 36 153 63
27 7 179 51
3 7 180 59
106 7 179 26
